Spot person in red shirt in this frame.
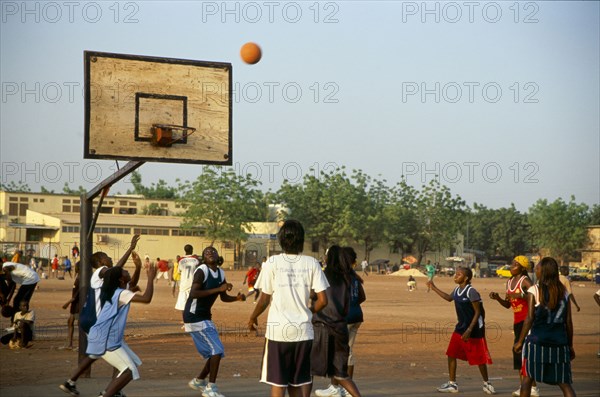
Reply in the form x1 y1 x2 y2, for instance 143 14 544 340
489 256 538 397
155 257 171 286
243 258 263 303
51 255 59 279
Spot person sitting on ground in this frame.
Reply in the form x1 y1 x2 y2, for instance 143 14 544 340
1 300 35 349
407 275 417 292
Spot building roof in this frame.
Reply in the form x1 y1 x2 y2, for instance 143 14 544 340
46 213 186 228
8 223 59 230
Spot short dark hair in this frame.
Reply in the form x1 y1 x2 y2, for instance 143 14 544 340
278 220 305 254
184 244 193 255
457 266 473 284
91 252 108 269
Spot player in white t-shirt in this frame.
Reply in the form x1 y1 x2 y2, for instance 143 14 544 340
175 244 200 310
249 220 329 397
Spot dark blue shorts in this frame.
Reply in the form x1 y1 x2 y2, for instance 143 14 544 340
260 339 312 387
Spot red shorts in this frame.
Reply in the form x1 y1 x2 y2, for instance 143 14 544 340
446 332 492 366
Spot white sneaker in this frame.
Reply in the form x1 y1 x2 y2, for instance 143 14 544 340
437 382 459 393
340 387 350 396
315 384 342 397
483 381 496 395
512 388 521 396
202 384 225 397
531 386 540 396
188 378 207 391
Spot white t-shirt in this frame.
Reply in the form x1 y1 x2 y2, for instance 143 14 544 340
255 253 329 342
528 284 569 306
361 260 368 270
175 255 200 310
118 289 136 307
558 274 572 294
14 309 35 324
91 267 106 316
3 262 40 285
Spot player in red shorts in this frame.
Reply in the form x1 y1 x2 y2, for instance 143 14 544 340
428 267 495 394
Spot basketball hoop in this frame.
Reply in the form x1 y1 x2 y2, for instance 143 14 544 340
151 124 196 147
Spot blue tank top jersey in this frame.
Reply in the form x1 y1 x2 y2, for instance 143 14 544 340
530 288 569 346
86 288 130 356
183 265 224 323
452 284 485 338
346 273 364 324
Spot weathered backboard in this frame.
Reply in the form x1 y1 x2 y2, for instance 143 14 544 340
84 51 232 165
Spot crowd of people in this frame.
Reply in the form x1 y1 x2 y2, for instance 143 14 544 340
1 220 598 397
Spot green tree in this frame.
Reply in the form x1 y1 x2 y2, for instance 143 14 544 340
404 179 467 265
589 204 600 225
277 167 354 254
384 181 418 260
344 170 390 261
528 197 590 264
0 181 31 192
467 204 530 258
178 167 266 265
465 203 495 257
127 171 179 199
62 182 87 195
489 205 530 258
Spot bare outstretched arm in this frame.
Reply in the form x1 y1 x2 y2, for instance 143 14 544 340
115 235 140 268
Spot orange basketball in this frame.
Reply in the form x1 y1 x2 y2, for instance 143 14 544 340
240 42 262 64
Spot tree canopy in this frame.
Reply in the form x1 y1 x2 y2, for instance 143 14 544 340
2 167 598 263
127 171 179 199
178 167 266 250
528 197 591 264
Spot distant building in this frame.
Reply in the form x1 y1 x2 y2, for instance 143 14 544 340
580 225 600 269
0 190 234 267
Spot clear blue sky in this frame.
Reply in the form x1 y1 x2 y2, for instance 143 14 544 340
1 1 598 211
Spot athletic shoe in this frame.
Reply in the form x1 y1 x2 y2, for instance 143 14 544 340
202 384 225 397
512 388 521 397
483 381 496 395
59 381 80 396
340 387 350 396
315 384 342 397
114 391 127 397
189 378 207 391
437 382 459 393
530 386 540 396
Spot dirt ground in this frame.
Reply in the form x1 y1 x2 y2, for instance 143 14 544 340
1 270 599 396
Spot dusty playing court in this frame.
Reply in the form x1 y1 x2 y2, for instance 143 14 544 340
1 271 598 396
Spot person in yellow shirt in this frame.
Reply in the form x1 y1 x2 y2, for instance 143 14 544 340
172 256 181 297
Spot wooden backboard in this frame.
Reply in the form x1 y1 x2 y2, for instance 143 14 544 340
84 51 232 165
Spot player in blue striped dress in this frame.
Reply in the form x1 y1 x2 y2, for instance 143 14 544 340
514 257 576 397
